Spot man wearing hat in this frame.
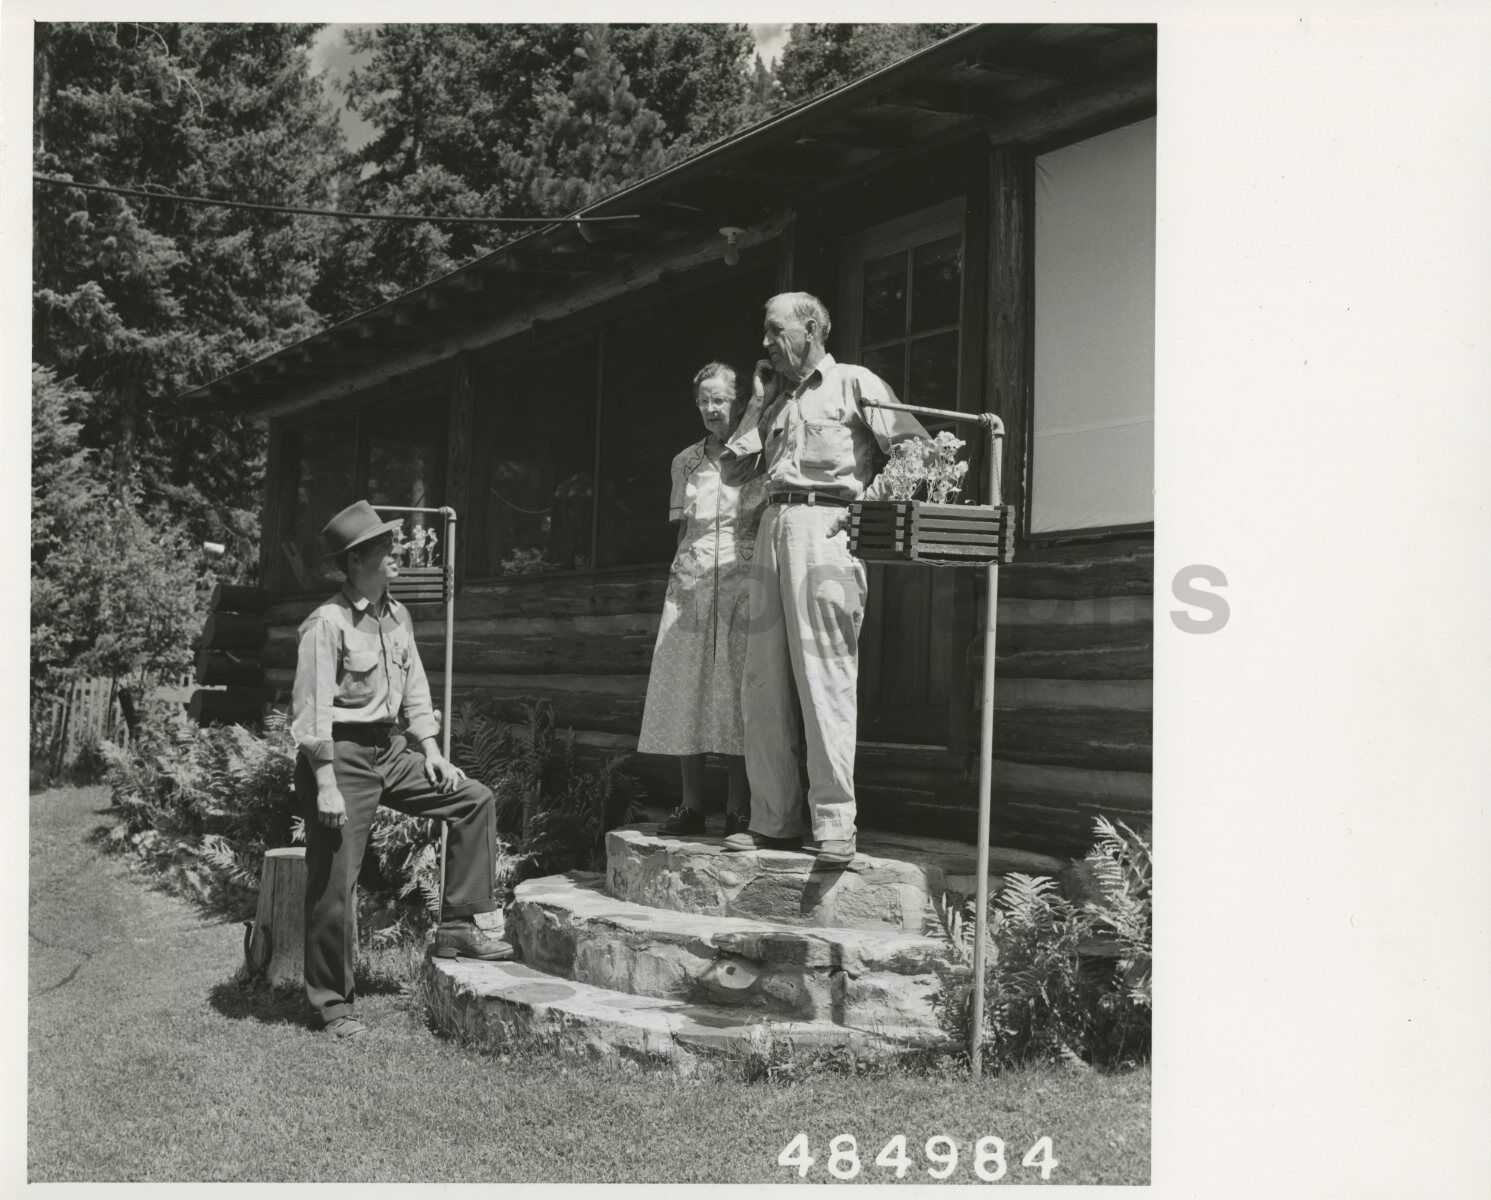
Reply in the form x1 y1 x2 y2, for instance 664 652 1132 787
291 500 511 1041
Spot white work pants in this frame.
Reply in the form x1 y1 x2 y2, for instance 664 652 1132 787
740 504 867 841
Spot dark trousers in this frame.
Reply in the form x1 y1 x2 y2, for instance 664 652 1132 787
295 733 500 1025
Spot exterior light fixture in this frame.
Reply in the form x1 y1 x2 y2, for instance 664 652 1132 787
719 226 744 267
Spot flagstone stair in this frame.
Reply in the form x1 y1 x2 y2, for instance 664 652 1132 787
421 822 1066 1072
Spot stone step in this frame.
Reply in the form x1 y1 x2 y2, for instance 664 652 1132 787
605 827 947 933
423 955 952 1071
510 872 953 1032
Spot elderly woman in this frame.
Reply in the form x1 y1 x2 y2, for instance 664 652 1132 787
637 362 768 836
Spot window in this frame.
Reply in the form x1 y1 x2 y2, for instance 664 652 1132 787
839 198 966 426
277 388 447 594
596 264 776 568
839 200 969 745
468 334 599 577
1032 117 1156 533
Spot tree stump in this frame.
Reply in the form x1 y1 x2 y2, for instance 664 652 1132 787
243 847 307 988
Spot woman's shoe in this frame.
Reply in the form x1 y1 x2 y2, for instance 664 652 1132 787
658 805 705 836
723 809 751 837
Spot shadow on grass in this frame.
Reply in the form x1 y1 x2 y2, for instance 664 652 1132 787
208 977 316 1030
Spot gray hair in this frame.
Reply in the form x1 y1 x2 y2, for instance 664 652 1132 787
691 361 738 398
767 291 832 343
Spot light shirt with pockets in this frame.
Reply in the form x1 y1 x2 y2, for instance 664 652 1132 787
290 584 438 764
720 352 929 497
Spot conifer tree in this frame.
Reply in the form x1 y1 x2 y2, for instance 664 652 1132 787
32 22 343 571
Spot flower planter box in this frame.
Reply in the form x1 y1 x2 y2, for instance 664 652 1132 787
848 500 1015 566
387 565 448 605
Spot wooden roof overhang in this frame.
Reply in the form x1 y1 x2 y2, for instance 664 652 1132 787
182 22 1155 419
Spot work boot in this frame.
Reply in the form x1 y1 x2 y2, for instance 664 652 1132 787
322 1015 368 1040
658 805 705 836
816 835 858 867
722 830 800 852
432 916 514 961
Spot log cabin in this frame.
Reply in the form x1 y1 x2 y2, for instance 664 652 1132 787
182 23 1156 857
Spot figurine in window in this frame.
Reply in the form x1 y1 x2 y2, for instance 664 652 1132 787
637 363 768 837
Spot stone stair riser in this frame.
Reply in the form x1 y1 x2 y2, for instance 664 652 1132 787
511 898 946 1030
606 830 946 934
423 957 953 1070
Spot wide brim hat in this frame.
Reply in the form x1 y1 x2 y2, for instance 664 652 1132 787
320 500 404 559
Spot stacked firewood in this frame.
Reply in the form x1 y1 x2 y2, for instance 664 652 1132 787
189 583 270 725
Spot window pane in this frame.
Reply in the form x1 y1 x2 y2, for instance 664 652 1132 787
288 416 356 591
469 337 597 576
911 235 961 334
861 251 908 345
862 343 906 400
596 265 775 568
907 329 960 417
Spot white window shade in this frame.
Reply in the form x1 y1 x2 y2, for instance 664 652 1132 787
1032 117 1156 533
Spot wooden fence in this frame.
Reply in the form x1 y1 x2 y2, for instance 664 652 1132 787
33 671 194 776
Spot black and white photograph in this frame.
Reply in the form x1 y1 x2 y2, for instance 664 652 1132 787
9 3 1489 1194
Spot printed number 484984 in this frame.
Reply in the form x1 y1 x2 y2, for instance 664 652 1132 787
777 1133 1059 1181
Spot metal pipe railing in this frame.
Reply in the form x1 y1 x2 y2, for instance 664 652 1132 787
861 399 1005 1080
374 504 458 910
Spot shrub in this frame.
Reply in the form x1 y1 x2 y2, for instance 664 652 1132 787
101 695 645 929
450 695 646 879
101 706 300 915
931 817 1152 1070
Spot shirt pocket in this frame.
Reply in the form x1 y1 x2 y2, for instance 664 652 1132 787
337 633 383 704
801 419 855 472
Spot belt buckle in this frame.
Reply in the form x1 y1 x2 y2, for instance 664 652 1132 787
805 492 816 506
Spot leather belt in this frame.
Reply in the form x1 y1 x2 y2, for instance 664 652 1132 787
332 722 398 746
768 491 851 508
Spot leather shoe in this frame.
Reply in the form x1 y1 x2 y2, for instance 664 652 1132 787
323 1015 367 1040
658 805 705 835
723 809 751 837
816 836 857 866
722 830 800 852
432 919 515 961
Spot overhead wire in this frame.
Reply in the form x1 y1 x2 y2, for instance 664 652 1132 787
32 174 640 227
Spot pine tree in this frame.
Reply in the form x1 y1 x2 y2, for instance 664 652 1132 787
776 23 967 104
503 26 677 214
32 22 343 572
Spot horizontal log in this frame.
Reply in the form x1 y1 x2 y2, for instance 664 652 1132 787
209 583 269 615
991 621 1152 680
992 706 1151 771
194 648 265 688
261 611 662 676
999 537 1154 600
188 688 267 726
993 595 1151 626
446 674 649 736
264 568 670 627
859 760 1152 857
200 611 268 652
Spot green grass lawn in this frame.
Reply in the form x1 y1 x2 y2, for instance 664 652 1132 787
29 784 1149 1184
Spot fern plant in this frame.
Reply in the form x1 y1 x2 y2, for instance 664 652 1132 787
103 695 646 933
929 818 1153 1070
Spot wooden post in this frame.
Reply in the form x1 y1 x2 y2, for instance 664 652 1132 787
243 847 307 989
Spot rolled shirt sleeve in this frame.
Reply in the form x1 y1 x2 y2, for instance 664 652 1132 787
667 449 688 521
719 420 767 488
290 616 338 764
397 610 441 746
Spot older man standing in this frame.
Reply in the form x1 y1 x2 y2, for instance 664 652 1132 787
719 292 928 865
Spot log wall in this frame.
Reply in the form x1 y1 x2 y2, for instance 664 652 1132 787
261 530 1151 857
